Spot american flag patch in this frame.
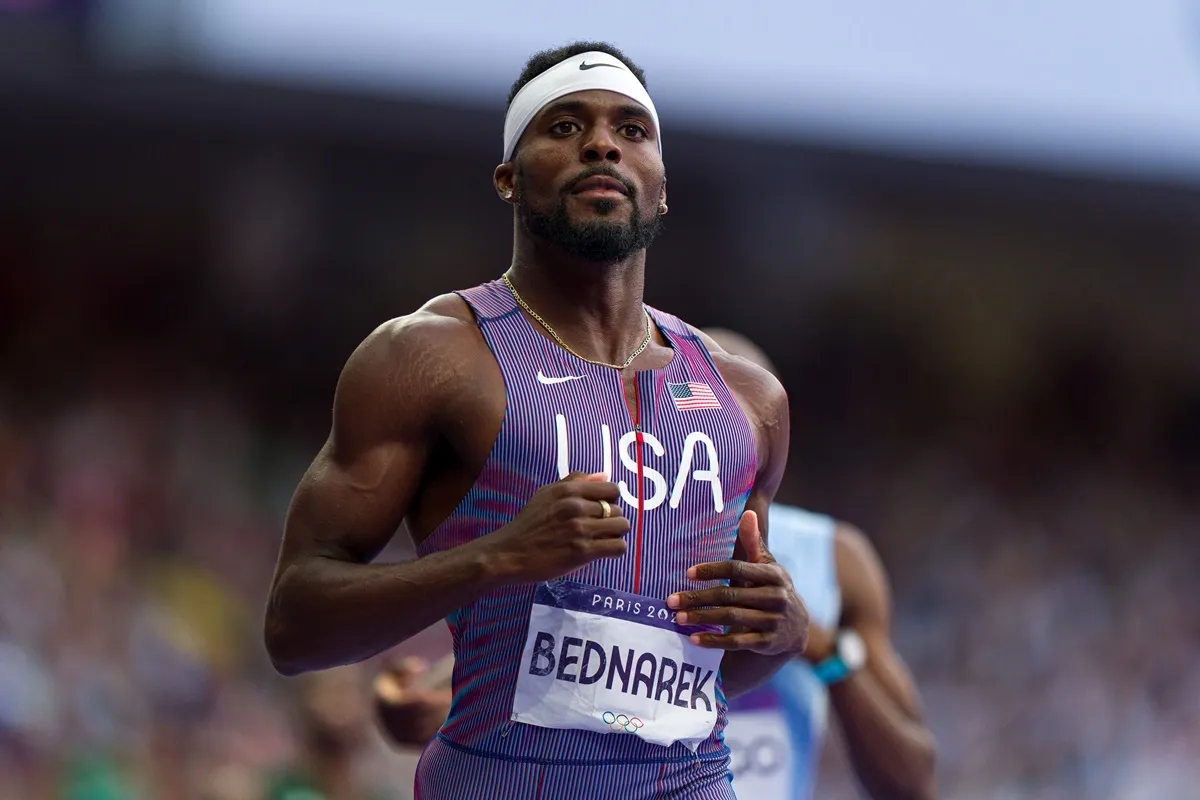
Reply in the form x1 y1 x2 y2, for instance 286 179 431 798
668 381 721 411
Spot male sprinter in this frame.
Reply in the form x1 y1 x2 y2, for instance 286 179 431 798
372 331 937 800
264 42 809 800
705 329 937 800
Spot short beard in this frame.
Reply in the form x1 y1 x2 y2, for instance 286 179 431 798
517 168 664 262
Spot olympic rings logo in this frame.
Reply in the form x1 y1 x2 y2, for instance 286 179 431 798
601 711 645 733
727 735 786 778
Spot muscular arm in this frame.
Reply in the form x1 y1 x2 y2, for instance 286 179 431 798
264 304 508 676
698 331 799 698
825 524 937 800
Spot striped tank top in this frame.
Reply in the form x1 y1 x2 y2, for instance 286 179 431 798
417 278 758 767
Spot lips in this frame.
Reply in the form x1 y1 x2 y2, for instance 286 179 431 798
572 175 628 195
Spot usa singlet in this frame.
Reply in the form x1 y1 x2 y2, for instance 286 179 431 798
724 504 842 800
413 279 758 800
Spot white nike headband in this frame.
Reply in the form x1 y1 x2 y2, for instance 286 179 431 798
502 50 662 162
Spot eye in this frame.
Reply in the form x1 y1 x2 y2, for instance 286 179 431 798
621 124 649 140
550 120 581 135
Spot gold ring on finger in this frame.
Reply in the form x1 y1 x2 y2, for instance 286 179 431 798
598 499 612 519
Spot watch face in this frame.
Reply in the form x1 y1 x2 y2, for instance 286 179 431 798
838 630 867 671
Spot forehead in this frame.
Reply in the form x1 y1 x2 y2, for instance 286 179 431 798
531 89 654 123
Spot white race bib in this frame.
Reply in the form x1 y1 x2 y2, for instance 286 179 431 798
511 580 725 750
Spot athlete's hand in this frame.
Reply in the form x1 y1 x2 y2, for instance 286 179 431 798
666 510 809 656
483 472 630 584
374 656 453 748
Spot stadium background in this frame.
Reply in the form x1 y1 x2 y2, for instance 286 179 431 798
1 3 1198 798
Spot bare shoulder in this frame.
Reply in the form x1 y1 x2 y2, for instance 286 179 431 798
688 324 789 512
833 522 893 622
691 326 788 429
833 523 886 578
342 294 484 389
331 293 493 448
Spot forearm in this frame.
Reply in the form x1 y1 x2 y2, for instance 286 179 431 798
265 539 506 675
831 667 937 800
719 650 792 699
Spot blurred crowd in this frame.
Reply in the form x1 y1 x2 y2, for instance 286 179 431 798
810 451 1200 800
4 32 1199 794
0 384 428 800
0 372 1195 800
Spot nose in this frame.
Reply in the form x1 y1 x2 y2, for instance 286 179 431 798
581 125 622 164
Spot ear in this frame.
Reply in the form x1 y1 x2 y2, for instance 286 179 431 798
658 179 668 215
494 162 516 204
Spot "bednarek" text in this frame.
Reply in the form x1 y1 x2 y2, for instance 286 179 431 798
527 631 714 712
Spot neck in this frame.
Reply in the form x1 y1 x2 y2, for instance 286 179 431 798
508 236 649 366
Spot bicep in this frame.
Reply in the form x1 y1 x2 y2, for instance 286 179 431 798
698 334 789 557
280 435 427 569
744 380 790 553
836 525 924 716
274 319 448 577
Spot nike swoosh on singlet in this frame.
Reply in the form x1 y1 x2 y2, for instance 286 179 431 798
537 371 587 385
579 62 621 71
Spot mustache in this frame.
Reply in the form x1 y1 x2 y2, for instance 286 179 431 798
563 167 636 197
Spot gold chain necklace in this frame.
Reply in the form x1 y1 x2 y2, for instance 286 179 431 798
502 273 652 370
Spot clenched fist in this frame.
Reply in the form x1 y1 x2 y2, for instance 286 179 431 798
481 472 631 584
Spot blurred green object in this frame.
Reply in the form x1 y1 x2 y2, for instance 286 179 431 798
60 756 136 800
263 770 393 800
262 771 326 800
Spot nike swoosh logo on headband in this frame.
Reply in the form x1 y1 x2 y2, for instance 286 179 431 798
579 61 622 71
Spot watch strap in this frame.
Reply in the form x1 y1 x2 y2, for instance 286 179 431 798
812 653 851 685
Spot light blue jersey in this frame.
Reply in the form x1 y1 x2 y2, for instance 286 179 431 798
724 503 841 800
